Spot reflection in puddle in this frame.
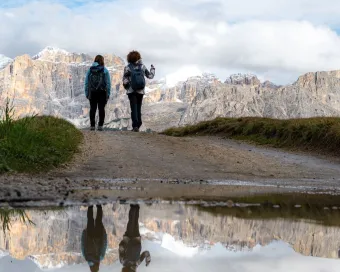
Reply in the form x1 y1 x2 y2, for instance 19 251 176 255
0 203 340 272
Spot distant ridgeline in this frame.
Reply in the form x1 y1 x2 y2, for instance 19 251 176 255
1 47 340 131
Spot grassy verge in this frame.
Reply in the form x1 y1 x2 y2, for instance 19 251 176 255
0 100 83 173
163 117 340 154
196 193 340 226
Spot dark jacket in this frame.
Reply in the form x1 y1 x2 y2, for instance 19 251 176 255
81 229 108 266
119 236 151 267
122 59 155 95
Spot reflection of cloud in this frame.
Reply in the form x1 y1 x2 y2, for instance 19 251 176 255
1 1 340 84
161 233 199 258
1 237 340 272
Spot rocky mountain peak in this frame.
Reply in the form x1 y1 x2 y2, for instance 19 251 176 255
261 80 279 89
32 46 70 59
31 46 125 67
296 70 340 88
225 73 261 86
32 46 92 64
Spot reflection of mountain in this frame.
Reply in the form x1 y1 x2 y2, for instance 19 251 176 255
0 204 339 269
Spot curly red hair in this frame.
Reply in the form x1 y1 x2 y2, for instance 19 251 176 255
127 51 141 64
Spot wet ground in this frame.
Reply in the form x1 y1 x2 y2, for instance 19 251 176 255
1 199 340 272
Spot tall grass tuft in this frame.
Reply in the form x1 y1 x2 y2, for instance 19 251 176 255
0 99 83 173
0 208 35 232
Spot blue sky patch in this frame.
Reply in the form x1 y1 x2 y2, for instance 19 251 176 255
0 0 114 8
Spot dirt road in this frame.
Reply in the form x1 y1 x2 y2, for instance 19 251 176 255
1 131 340 205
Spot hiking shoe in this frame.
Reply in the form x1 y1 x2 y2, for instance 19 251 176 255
133 127 139 132
98 126 104 131
90 126 95 131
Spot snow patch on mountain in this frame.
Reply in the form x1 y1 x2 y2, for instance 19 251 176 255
0 249 9 259
0 54 13 70
225 73 260 85
32 46 71 60
29 253 82 270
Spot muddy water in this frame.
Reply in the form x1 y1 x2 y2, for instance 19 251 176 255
0 201 340 272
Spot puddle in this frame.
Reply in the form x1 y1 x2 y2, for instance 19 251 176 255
1 201 340 272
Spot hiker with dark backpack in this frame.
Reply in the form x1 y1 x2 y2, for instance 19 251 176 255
123 51 155 132
85 55 111 131
81 205 108 272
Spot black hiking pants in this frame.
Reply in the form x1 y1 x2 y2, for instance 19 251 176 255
128 93 144 129
89 92 107 127
84 205 106 263
87 205 104 236
124 205 141 238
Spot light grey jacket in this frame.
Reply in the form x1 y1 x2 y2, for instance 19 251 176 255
122 59 155 94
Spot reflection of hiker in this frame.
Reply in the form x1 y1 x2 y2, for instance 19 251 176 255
119 204 151 272
85 55 111 131
123 51 155 132
81 205 108 272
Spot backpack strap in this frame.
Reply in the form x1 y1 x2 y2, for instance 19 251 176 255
128 63 135 72
129 63 143 71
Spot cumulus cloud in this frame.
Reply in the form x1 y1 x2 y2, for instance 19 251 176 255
1 0 340 84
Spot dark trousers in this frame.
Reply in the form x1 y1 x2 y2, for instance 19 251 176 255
124 205 140 238
87 205 104 237
90 92 107 127
128 93 144 129
84 206 105 263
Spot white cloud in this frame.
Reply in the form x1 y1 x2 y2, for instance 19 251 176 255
1 0 340 84
141 8 196 39
166 66 202 87
4 12 15 17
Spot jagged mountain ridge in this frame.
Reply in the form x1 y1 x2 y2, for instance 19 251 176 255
1 47 340 131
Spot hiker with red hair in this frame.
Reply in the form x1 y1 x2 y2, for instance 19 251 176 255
119 205 151 272
123 51 155 132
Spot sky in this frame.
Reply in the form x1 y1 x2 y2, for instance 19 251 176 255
2 0 340 84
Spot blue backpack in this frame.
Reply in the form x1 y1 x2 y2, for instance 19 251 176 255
129 64 146 91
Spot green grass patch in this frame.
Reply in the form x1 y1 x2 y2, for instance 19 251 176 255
0 100 83 173
0 208 35 232
162 117 340 154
